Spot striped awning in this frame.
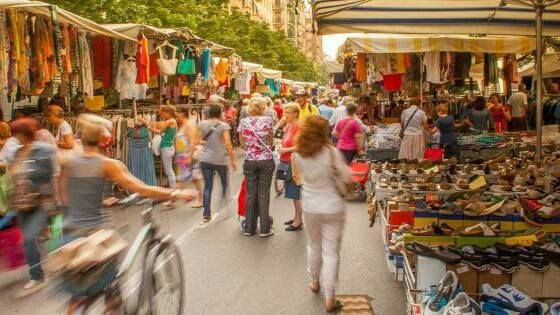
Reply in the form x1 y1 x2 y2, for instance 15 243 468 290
338 34 536 56
312 0 560 36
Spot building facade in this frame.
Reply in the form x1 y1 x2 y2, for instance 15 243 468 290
230 0 324 62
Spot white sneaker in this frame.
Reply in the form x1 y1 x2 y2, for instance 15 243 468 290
442 292 481 315
259 229 275 238
480 284 549 314
423 271 461 315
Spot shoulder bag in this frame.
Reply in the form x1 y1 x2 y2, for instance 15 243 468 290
245 120 279 166
399 107 420 139
328 145 353 198
177 49 196 75
156 47 178 76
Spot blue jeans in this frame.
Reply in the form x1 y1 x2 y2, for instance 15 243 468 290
18 210 49 281
200 162 228 218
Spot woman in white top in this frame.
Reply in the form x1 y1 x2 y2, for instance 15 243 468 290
293 115 351 312
45 105 74 150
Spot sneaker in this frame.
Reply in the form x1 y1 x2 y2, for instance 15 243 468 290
480 284 549 315
202 216 211 224
423 271 462 314
551 302 560 315
442 292 481 315
15 280 46 298
259 229 274 238
244 232 254 236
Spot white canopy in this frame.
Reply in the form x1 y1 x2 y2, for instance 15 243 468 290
520 53 560 78
0 0 134 41
242 61 264 73
104 23 233 52
324 60 344 74
259 68 282 79
312 0 560 36
338 34 535 56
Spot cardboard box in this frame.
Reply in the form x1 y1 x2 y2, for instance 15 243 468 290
542 264 560 298
447 263 478 296
478 267 511 290
512 265 544 298
414 210 438 228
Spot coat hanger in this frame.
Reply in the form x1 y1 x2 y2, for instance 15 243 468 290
155 39 178 53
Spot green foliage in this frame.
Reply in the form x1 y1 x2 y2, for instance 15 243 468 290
47 0 324 82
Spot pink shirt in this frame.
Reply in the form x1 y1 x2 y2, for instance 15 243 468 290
335 118 361 150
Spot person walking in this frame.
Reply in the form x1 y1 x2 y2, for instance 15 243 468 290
431 102 458 158
9 118 56 295
318 98 335 120
199 104 237 223
398 98 429 160
238 97 275 237
273 99 284 121
507 83 528 131
292 115 351 313
296 91 319 119
59 114 197 312
466 96 495 132
487 93 511 133
144 105 178 191
175 107 204 208
333 102 364 164
278 103 303 232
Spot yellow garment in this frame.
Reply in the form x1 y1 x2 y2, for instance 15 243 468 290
395 54 406 74
215 58 228 84
299 104 319 119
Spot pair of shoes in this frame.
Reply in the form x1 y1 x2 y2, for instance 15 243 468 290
285 224 303 231
405 241 461 264
259 229 275 238
422 271 463 314
481 284 549 315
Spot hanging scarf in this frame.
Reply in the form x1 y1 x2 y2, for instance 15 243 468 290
50 6 63 96
78 33 93 99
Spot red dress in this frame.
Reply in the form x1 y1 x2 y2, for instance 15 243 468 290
489 105 508 133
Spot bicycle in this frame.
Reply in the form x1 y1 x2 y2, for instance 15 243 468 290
65 194 185 315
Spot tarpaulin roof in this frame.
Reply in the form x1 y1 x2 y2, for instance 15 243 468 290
337 34 535 56
242 61 264 73
312 0 560 36
0 0 134 41
520 53 560 78
104 23 234 52
259 68 282 79
324 60 344 73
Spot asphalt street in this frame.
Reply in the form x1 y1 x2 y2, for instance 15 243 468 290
0 154 406 315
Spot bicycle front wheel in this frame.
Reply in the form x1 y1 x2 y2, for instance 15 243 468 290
150 242 185 315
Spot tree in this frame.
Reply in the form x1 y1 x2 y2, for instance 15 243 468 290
47 0 325 82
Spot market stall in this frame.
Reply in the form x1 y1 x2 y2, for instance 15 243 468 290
0 0 135 120
313 1 560 313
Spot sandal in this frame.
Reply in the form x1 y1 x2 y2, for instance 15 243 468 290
309 282 320 293
459 223 499 237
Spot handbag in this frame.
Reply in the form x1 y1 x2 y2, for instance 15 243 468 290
151 134 162 156
399 107 420 139
276 162 290 181
177 49 196 75
328 146 353 198
156 47 178 76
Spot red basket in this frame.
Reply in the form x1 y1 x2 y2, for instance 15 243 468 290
0 227 25 270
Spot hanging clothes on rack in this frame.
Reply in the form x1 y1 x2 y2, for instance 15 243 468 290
423 52 444 84
115 56 138 100
453 52 472 79
201 48 211 81
91 36 112 89
0 11 9 120
215 57 228 86
127 126 157 186
484 53 499 86
78 32 93 99
355 53 367 82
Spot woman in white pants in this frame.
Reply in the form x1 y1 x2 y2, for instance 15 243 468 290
292 115 351 312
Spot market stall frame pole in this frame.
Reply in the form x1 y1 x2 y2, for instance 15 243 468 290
536 0 544 161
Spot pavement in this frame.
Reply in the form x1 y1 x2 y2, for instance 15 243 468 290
0 153 406 315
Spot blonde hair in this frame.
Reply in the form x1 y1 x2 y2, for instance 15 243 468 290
0 122 11 139
248 97 267 116
295 115 330 158
437 103 449 115
283 102 300 115
161 105 176 118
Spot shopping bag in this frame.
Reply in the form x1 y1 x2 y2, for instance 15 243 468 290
48 214 64 252
424 147 444 161
177 50 196 75
237 178 247 218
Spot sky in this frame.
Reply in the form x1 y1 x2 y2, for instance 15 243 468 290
322 33 364 61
